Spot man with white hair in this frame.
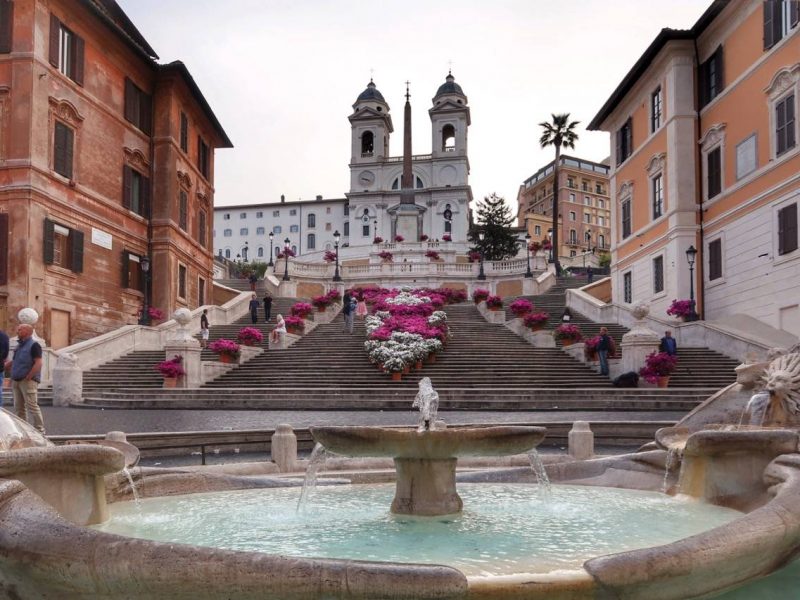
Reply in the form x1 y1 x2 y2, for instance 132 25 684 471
4 324 45 433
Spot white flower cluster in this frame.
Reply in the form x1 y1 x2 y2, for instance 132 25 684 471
428 311 447 327
384 292 431 306
364 333 442 372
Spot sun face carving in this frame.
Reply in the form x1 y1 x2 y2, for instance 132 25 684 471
762 353 800 414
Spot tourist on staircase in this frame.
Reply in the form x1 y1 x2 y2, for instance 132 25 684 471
271 314 286 345
249 294 260 324
356 294 368 319
263 292 273 323
561 307 572 323
342 293 355 334
0 328 8 408
597 327 612 376
200 310 210 349
248 273 258 291
6 324 45 434
660 331 677 356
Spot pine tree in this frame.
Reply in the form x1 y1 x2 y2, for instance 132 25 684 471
468 193 520 261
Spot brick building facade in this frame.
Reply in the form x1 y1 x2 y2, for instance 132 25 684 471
0 0 232 348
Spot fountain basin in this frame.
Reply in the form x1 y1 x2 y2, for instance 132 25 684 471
311 426 546 515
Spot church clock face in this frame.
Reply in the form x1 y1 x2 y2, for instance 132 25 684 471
358 170 375 186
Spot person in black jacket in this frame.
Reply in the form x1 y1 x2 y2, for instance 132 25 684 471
263 292 273 323
248 293 260 324
0 329 8 408
597 326 612 376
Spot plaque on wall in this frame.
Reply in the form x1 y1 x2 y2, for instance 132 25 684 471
91 228 113 250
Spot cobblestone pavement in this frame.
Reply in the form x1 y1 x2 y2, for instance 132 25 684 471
41 406 684 436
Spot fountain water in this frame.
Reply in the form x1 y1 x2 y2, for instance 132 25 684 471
412 377 439 431
296 443 332 512
527 449 552 497
122 466 141 507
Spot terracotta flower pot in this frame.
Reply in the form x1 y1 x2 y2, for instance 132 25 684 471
219 354 235 364
561 339 575 347
317 306 326 313
529 324 544 332
415 360 423 371
391 372 402 382
488 307 500 312
657 376 671 388
426 354 436 364
163 377 178 389
402 365 411 375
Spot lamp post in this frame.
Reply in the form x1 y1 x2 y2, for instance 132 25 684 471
282 238 291 281
243 240 249 264
686 245 699 321
477 230 486 281
583 230 591 268
373 219 378 240
268 232 274 267
547 228 554 263
443 205 453 240
524 232 533 278
139 255 151 325
332 230 342 282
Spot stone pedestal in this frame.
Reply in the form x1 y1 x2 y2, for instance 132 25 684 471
621 302 660 376
271 424 297 473
477 301 506 324
562 342 586 363
52 353 82 406
164 342 202 389
391 457 462 516
568 421 594 460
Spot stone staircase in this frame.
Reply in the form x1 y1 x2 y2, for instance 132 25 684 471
215 278 253 292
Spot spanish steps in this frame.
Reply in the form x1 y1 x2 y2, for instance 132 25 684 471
73 277 737 411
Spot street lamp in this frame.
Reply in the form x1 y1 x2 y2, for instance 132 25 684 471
583 230 591 268
477 230 486 281
268 231 274 267
373 219 378 239
332 230 342 282
547 228 554 263
524 232 533 278
685 245 699 321
243 241 249 263
282 238 291 281
139 255 151 325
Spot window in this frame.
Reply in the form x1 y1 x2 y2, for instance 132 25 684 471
442 124 456 151
584 213 591 223
569 229 577 244
445 220 452 234
240 212 247 219
178 264 187 299
223 213 230 220
652 174 663 219
363 224 370 237
708 238 722 281
289 225 298 233
273 210 280 217
699 46 724 108
582 181 589 191
290 209 297 216
344 221 349 236
256 227 265 235
764 0 799 50
599 234 606 248
273 225 282 234
325 223 332 231
597 216 605 227
344 204 349 216
534 225 541 236
224 249 230 259
567 177 574 188
43 219 83 273
776 94 796 156
0 0 13 53
178 190 188 231
621 199 631 239
616 118 633 165
49 15 84 85
240 228 248 235
570 250 577 257
653 256 664 294
123 78 151 135
198 210 207 247
197 136 210 179
180 112 188 152
416 176 424 189
256 211 263 218
53 121 74 179
240 246 248 261
223 229 232 237
121 252 143 291
569 193 576 202
707 147 722 199
778 202 798 255
122 166 149 218
651 87 662 131
596 183 603 194
361 131 374 156
597 199 605 209
584 196 591 206
198 277 205 307
623 271 632 303
308 213 316 228
326 207 331 214
307 233 316 249
569 211 576 221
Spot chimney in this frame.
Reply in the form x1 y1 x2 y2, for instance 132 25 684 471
316 195 323 201
280 194 285 203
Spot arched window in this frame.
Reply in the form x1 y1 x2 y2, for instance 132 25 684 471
585 231 592 243
391 178 399 190
218 249 223 257
257 246 264 258
291 245 297 253
442 124 455 151
416 176 424 189
307 213 316 228
307 233 316 249
599 234 606 248
569 229 577 244
224 248 231 259
361 131 374 156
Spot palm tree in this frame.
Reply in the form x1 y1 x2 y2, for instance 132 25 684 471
539 113 579 275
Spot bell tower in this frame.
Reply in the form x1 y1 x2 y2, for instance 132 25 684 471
429 72 470 159
349 80 393 165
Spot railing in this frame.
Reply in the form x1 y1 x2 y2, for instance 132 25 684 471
384 154 433 163
360 152 374 158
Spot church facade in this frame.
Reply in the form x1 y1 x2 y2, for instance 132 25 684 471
345 74 473 246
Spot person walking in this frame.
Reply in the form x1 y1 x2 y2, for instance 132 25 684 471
660 330 678 356
248 293 259 324
587 266 594 284
355 294 368 319
0 328 8 408
5 324 45 433
597 326 612 377
248 273 258 291
342 292 355 334
200 309 210 349
263 292 273 323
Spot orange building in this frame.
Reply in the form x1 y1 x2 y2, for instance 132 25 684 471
517 154 611 260
0 0 232 347
589 0 799 336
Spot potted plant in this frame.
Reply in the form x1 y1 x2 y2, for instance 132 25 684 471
485 295 503 311
323 250 337 263
237 327 263 346
208 339 241 364
155 355 185 388
667 299 695 321
420 234 429 241
528 241 542 255
311 294 332 312
523 311 549 331
284 316 305 335
509 298 534 318
425 249 440 261
584 336 600 361
394 234 404 242
472 288 490 304
467 251 481 263
290 302 313 319
373 236 384 245
276 248 296 259
378 250 393 263
384 356 406 382
554 324 582 346
640 351 679 387
147 307 165 322
442 234 452 242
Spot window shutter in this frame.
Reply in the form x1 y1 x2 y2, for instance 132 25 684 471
43 218 55 264
124 78 136 124
197 135 202 171
625 119 632 159
709 239 722 281
0 212 8 285
63 125 74 179
140 91 152 136
787 95 796 150
714 46 724 96
122 165 132 210
53 123 66 176
142 176 150 218
791 0 799 27
121 251 129 288
71 228 84 273
763 0 782 49
783 204 799 255
0 0 13 54
698 60 708 107
72 35 84 86
198 210 206 246
615 129 623 166
49 14 59 67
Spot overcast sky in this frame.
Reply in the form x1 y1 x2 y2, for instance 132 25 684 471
119 1 705 211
